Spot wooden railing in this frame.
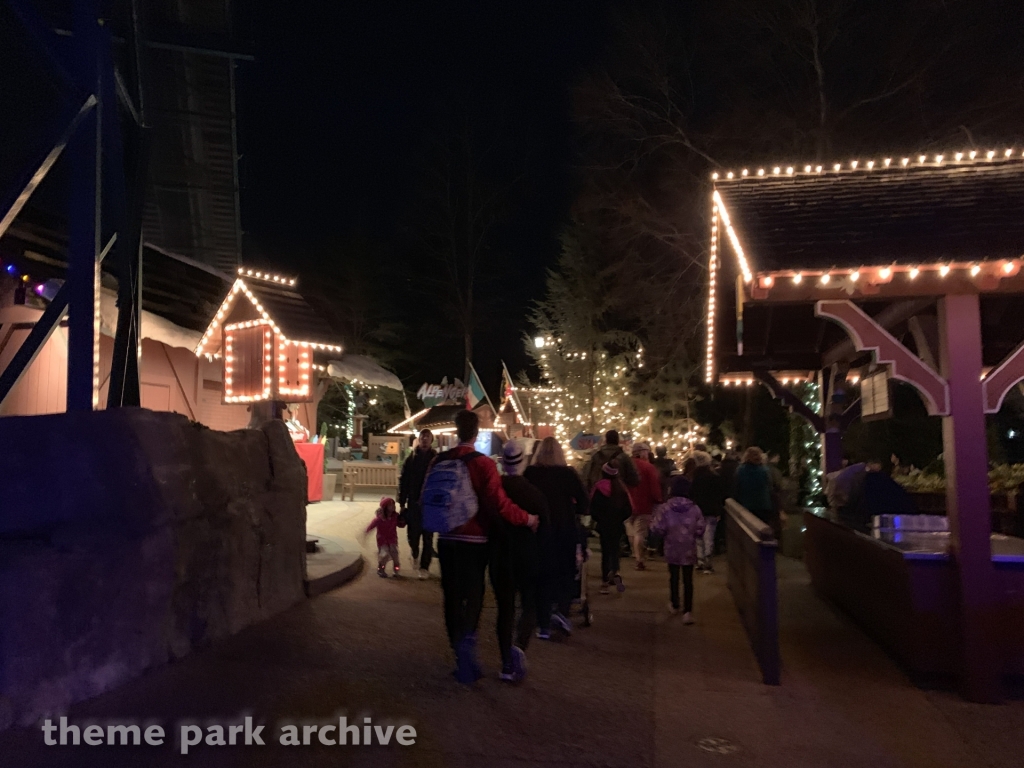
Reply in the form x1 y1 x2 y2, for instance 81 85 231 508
340 461 399 501
725 499 780 685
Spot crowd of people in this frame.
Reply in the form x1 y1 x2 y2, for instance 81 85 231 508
365 416 929 686
376 413 775 686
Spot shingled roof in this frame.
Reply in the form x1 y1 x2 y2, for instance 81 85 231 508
243 276 339 347
193 266 344 359
708 152 1024 378
1 218 231 332
714 154 1024 272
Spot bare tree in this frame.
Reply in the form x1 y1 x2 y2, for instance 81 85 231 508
412 120 522 382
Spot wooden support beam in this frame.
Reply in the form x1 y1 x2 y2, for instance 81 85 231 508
753 369 824 432
815 300 950 415
938 294 1000 702
981 337 1024 413
822 299 934 367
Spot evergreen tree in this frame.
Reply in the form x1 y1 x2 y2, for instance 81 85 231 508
526 223 700 456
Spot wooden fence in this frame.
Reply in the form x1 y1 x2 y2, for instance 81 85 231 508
725 499 781 685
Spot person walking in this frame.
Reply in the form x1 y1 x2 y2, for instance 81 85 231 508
398 428 437 578
585 430 640 489
590 461 632 594
689 450 725 573
672 457 697 500
424 409 538 684
650 476 706 623
651 445 677 500
490 440 547 682
524 436 589 639
732 446 776 533
365 497 406 577
626 441 663 571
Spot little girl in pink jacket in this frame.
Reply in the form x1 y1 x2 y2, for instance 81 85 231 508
367 497 405 577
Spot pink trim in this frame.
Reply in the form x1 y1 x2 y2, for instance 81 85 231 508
815 300 950 415
981 338 1024 413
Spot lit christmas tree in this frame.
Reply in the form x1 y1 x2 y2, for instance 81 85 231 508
523 229 701 459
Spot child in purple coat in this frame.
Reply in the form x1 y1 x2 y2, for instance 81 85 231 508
650 475 706 622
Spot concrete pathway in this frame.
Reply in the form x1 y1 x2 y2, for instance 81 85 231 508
1 497 1022 767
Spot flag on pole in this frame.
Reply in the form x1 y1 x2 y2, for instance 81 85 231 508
501 361 526 424
466 361 490 410
402 391 412 420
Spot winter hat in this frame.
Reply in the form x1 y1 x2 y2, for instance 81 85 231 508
692 450 713 468
601 462 619 476
631 441 651 457
502 440 526 475
669 475 692 498
379 497 396 513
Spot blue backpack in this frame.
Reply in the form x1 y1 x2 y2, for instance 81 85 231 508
421 451 482 533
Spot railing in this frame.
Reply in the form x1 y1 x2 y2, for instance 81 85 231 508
340 460 399 501
725 499 780 685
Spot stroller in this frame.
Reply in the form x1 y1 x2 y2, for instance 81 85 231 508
570 524 594 627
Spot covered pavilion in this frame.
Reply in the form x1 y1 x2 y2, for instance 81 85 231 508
706 149 1024 701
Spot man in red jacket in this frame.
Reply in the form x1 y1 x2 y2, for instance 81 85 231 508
627 441 663 570
437 409 538 684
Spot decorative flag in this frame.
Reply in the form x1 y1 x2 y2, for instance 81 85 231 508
402 391 412 420
466 362 488 410
501 361 526 424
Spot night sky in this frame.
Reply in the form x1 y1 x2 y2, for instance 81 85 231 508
237 1 609 391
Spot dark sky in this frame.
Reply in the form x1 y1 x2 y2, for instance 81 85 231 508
236 1 608 390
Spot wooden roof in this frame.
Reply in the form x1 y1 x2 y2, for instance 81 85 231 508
244 277 339 347
709 152 1024 377
714 155 1024 272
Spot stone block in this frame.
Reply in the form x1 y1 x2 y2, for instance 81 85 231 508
0 409 307 729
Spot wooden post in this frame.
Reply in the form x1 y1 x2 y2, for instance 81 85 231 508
822 364 849 474
938 294 1001 702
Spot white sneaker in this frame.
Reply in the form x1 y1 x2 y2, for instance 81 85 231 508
667 603 679 616
682 612 695 625
418 568 428 580
551 612 573 635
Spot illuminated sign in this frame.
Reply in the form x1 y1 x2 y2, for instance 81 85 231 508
416 377 467 407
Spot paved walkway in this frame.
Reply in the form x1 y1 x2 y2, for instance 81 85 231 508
2 497 1022 767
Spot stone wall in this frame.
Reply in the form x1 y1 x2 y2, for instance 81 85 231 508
0 409 307 730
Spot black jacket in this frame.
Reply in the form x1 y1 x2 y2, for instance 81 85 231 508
398 447 437 508
523 465 589 534
501 475 550 527
690 465 725 518
590 486 632 535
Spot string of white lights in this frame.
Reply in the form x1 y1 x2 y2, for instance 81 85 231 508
711 149 1018 182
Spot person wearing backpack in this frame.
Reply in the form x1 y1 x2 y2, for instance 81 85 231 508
421 409 539 684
